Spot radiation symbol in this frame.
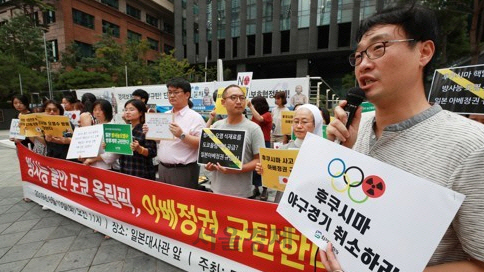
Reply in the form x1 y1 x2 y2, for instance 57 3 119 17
362 175 385 198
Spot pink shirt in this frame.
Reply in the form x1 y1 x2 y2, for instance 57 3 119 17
157 105 205 164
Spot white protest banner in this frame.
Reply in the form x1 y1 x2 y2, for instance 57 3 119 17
145 113 174 140
64 110 81 127
277 133 465 272
9 119 25 140
66 124 104 159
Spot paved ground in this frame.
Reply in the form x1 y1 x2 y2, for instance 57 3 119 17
0 130 184 272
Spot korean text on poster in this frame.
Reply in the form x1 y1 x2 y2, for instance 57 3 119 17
198 128 246 170
428 64 484 114
103 124 133 155
277 133 465 272
19 114 43 137
260 148 299 192
281 111 295 135
36 114 72 137
9 118 25 140
145 113 174 140
67 124 104 159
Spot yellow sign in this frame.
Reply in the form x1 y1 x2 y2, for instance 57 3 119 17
260 147 299 192
215 86 247 115
36 115 72 137
281 111 295 135
19 114 43 137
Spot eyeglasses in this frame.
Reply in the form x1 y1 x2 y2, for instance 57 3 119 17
293 120 312 126
224 95 246 101
167 91 184 96
349 39 415 66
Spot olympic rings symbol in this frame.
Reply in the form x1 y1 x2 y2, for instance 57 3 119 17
327 158 386 203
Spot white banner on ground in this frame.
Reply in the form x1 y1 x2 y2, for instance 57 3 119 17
277 133 465 272
23 183 258 272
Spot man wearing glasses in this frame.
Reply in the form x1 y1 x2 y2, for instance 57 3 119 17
145 78 205 189
325 4 484 272
205 84 265 198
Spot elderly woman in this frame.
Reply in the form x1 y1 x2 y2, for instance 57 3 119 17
255 104 323 203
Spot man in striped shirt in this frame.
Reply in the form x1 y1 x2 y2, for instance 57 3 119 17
324 4 484 272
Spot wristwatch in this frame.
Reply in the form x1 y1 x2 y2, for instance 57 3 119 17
179 133 186 140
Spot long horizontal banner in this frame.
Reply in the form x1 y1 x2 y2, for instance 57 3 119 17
75 77 310 113
16 144 325 272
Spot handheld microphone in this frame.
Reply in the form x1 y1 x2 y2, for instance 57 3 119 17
343 87 366 129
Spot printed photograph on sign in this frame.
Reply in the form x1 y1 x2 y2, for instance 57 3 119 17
145 113 175 140
259 148 299 192
197 128 246 170
103 123 133 155
428 64 484 114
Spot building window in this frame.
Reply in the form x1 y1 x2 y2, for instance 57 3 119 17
281 30 290 52
263 33 272 54
75 41 94 58
72 9 94 29
147 38 159 51
102 20 120 37
247 35 255 56
127 30 141 41
164 23 174 34
146 14 158 27
126 4 141 20
43 10 55 24
48 40 58 62
298 1 310 28
164 44 174 54
101 0 118 9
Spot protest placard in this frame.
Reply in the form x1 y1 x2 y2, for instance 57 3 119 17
260 148 299 192
198 128 245 170
237 72 253 90
64 110 81 127
281 111 295 135
19 114 43 137
215 86 247 115
66 124 104 159
103 124 132 155
9 119 25 140
145 113 174 140
428 64 484 114
277 133 465 272
36 115 72 137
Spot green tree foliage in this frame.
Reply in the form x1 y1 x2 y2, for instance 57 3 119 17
0 15 44 69
0 55 46 101
158 50 196 83
55 70 112 90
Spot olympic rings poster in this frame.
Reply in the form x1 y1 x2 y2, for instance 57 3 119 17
277 133 465 272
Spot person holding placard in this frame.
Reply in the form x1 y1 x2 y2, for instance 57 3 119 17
144 78 205 189
120 99 157 180
325 4 484 271
79 99 116 170
256 104 323 203
247 96 272 200
43 100 73 160
205 85 265 198
10 94 32 147
79 93 98 127
271 91 290 146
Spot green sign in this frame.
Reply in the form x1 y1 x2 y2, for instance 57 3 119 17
322 125 327 139
103 124 133 155
361 101 375 113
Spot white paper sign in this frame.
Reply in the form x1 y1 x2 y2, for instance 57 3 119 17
64 110 81 127
277 133 465 272
237 72 253 89
66 124 104 159
145 113 174 140
9 119 25 140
